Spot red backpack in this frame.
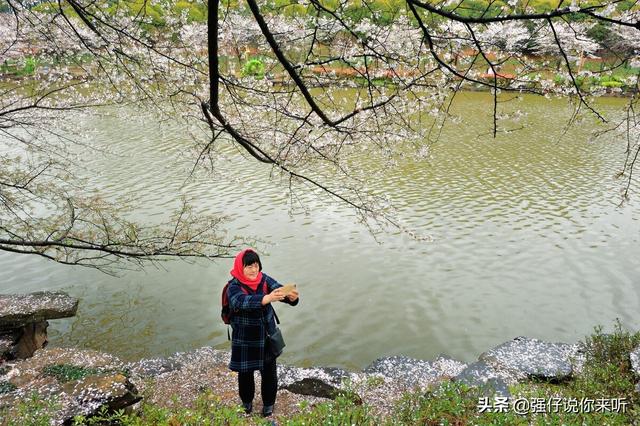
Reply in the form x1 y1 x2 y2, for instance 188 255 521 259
221 277 267 325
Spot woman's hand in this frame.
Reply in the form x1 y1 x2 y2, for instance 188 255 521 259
286 289 299 302
262 289 286 305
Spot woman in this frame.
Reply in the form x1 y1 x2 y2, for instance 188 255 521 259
227 249 299 417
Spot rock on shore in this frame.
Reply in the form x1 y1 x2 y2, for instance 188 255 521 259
0 348 139 424
478 336 584 382
1 291 638 424
0 292 78 361
0 292 78 327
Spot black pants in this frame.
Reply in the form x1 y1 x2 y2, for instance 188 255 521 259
238 358 278 406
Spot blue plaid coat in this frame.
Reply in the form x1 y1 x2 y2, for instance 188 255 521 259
227 273 299 372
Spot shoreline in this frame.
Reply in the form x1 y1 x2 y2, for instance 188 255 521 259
2 295 639 424
3 67 638 99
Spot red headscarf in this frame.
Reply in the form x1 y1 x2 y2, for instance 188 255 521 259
230 248 263 290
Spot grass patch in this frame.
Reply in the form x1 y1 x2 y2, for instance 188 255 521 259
71 391 258 425
42 364 104 383
391 320 640 425
281 392 374 425
0 393 60 426
0 56 39 77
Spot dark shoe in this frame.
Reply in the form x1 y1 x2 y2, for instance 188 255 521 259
242 402 252 414
262 404 274 417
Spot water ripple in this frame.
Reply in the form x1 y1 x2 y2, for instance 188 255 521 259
2 94 639 368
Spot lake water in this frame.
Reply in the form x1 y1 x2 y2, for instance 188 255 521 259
1 91 639 370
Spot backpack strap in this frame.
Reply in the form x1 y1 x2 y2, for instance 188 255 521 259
257 277 281 325
235 277 281 324
238 282 257 294
261 278 282 325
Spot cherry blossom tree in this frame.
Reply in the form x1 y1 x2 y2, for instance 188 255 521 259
0 0 638 269
0 7 240 272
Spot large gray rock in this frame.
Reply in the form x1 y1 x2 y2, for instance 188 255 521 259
0 347 139 425
62 373 141 418
0 291 78 328
282 377 343 400
1 372 140 424
630 345 640 378
279 365 353 399
279 365 352 388
0 291 78 361
278 364 354 387
432 355 468 377
479 336 580 382
363 355 466 389
453 361 511 398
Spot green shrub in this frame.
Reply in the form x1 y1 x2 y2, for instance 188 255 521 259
600 80 624 88
242 58 266 79
0 56 40 76
174 1 207 22
586 22 612 44
599 74 625 88
575 320 640 398
553 74 566 85
21 56 38 75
